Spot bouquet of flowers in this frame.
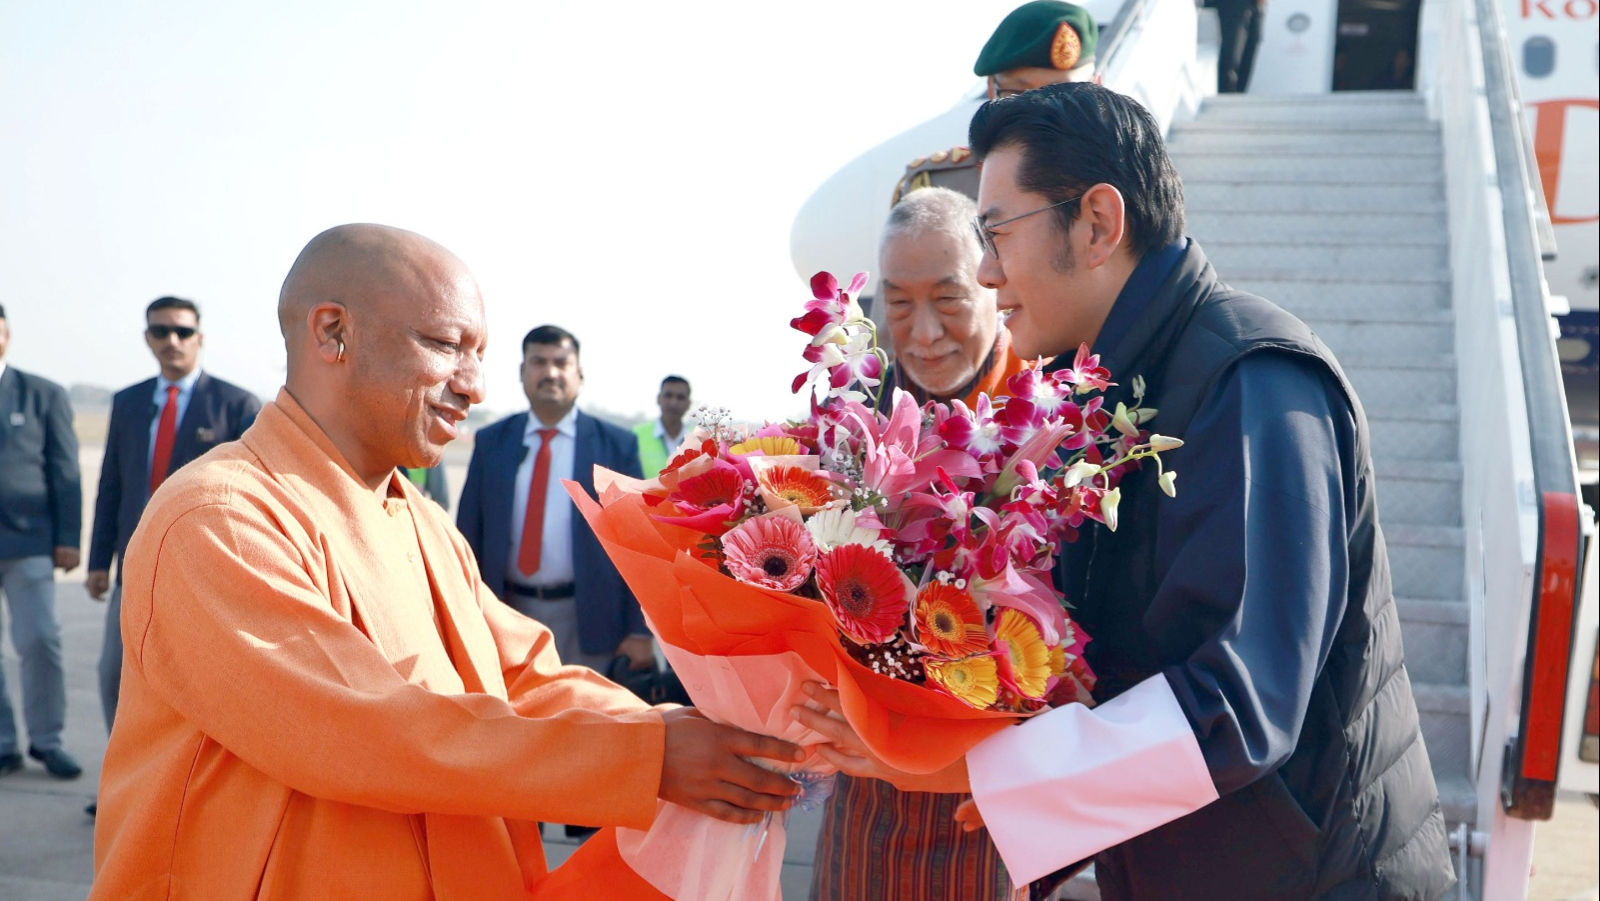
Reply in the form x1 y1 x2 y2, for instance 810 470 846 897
536 272 1178 900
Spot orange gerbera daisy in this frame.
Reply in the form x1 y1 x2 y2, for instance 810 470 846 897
994 608 1053 700
758 465 835 515
730 435 804 456
815 544 911 644
912 582 990 658
1049 643 1069 677
925 654 1000 710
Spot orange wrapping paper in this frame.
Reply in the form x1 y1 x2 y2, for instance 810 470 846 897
537 470 1028 898
573 469 1023 773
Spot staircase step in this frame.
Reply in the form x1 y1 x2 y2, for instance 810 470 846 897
1184 181 1444 213
1238 279 1451 312
1375 474 1463 526
1195 101 1429 125
1306 319 1454 357
1369 409 1459 460
1189 212 1447 244
1168 130 1440 155
1201 241 1450 276
1375 460 1464 525
1436 774 1477 829
1339 353 1457 406
1414 681 1473 790
1174 117 1439 135
1198 89 1423 109
1398 599 1469 684
1191 108 1429 125
1173 152 1445 181
1377 459 1464 482
1382 524 1467 599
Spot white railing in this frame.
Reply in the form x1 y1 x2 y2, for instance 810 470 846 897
1424 0 1585 896
1094 0 1206 130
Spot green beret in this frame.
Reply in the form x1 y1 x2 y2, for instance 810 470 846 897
973 1 1099 76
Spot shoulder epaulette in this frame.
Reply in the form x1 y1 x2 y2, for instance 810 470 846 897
891 146 977 206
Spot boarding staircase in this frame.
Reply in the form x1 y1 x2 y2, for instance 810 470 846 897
1169 91 1477 831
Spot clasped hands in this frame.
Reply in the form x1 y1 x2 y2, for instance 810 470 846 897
657 681 984 831
792 681 987 832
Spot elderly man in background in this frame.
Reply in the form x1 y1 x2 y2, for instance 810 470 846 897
812 186 1033 901
90 223 802 899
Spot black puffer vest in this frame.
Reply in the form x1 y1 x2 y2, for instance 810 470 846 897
1050 243 1455 900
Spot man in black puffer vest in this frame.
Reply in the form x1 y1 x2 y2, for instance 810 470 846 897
798 83 1456 900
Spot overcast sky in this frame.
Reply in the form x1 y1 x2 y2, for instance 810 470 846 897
1 0 1022 423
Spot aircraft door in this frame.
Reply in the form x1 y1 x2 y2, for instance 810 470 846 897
1332 0 1423 90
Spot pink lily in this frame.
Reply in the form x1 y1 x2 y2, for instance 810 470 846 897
969 562 1069 646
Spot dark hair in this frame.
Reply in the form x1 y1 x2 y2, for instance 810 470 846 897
660 375 690 392
968 82 1184 259
0 303 7 320
522 324 580 356
146 295 201 323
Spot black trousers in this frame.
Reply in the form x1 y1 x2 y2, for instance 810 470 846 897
1215 0 1263 93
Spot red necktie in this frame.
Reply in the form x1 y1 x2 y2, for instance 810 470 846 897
149 384 180 494
516 428 559 576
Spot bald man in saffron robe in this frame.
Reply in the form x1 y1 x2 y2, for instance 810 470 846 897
90 224 802 899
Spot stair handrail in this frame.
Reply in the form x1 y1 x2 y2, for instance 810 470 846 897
1470 0 1585 823
1095 0 1151 77
1481 8 1559 263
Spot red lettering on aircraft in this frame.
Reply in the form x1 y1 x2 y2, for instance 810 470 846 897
1522 0 1596 16
1531 98 1600 224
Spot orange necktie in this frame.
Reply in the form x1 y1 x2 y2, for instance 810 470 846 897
516 428 559 576
149 384 180 494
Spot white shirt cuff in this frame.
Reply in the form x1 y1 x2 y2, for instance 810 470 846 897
968 675 1219 886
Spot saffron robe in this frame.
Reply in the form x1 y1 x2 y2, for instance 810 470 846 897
92 390 665 899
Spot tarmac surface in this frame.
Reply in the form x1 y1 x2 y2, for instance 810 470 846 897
1 446 1593 900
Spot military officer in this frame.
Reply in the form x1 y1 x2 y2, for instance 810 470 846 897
891 1 1099 206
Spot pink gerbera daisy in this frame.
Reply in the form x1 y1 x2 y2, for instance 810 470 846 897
816 544 912 644
721 514 817 592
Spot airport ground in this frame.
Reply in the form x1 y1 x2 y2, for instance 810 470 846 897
0 425 1592 900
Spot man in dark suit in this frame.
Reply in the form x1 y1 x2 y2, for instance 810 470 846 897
0 304 84 780
86 297 261 741
458 325 652 678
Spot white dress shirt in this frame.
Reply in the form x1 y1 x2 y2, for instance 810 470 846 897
147 370 201 474
504 407 578 588
652 419 684 456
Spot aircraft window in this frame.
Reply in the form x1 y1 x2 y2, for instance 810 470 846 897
1523 36 1556 78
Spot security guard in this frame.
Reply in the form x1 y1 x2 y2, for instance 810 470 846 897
891 1 1099 205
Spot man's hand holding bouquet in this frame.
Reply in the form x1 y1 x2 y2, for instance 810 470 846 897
537 272 1178 900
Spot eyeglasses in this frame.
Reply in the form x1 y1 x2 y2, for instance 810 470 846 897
971 194 1083 259
146 325 197 340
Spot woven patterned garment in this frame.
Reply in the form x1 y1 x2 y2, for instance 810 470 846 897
810 774 1023 901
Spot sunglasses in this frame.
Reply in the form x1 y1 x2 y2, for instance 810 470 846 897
146 325 197 340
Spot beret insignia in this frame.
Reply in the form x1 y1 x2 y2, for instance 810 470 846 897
1050 21 1082 70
